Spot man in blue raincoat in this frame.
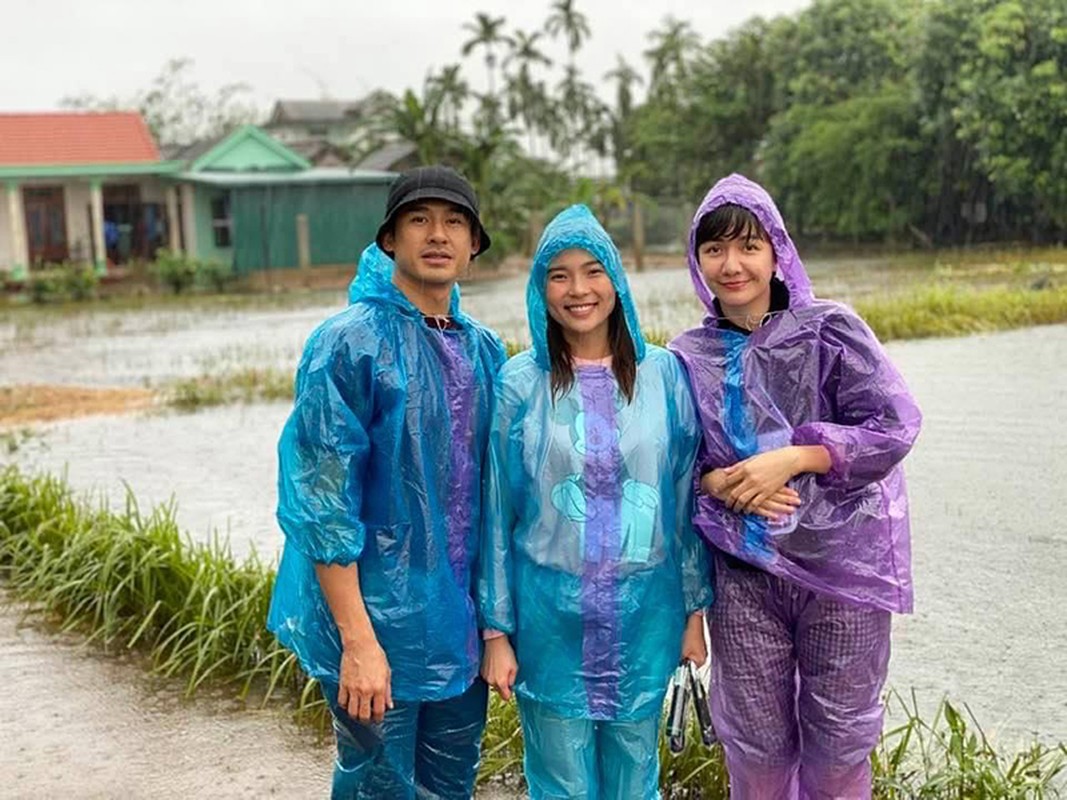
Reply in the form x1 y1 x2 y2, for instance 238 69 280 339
268 166 506 799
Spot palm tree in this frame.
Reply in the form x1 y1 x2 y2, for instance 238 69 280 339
427 64 469 132
545 0 591 66
604 55 643 123
461 13 512 99
503 29 553 156
643 15 700 100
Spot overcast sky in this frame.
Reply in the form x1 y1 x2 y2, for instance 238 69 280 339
4 0 812 113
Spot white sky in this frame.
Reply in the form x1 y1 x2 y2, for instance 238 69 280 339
3 0 812 112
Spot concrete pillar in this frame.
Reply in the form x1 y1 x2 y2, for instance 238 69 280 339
165 185 181 253
89 180 105 275
5 182 28 280
631 198 645 272
296 213 311 270
180 184 198 258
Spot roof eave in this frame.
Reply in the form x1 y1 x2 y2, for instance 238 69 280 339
0 161 184 180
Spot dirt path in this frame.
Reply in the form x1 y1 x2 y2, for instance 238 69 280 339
0 384 155 426
0 602 522 798
0 601 333 798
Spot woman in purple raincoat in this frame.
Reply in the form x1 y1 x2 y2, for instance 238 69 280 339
670 174 922 799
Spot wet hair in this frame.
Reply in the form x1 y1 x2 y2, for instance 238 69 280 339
694 203 771 249
547 301 637 404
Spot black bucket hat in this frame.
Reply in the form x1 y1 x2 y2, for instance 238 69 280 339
375 165 491 256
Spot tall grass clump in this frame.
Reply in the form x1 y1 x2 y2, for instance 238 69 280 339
856 284 1067 342
163 367 294 410
0 467 320 722
873 691 1067 799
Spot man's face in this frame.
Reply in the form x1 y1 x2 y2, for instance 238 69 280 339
381 200 480 289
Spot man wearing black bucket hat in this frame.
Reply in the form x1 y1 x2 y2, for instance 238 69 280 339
269 165 505 799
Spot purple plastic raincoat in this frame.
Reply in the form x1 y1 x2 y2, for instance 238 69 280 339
670 174 922 613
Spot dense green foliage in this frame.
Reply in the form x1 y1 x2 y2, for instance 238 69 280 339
364 0 1067 253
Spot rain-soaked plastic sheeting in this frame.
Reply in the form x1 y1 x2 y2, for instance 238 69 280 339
321 678 488 799
268 242 506 704
518 697 662 799
478 205 712 728
670 174 923 614
709 553 891 798
669 174 921 794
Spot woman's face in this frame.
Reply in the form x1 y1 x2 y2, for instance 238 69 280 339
544 248 617 340
697 233 775 319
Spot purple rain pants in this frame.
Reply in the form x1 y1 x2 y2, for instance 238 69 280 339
709 553 892 799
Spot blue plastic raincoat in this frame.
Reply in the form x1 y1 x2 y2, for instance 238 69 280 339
478 205 712 723
269 243 506 702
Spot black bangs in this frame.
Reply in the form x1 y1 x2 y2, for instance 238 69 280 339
694 203 770 247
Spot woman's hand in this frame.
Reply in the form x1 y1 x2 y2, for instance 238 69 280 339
719 446 830 514
681 612 708 667
702 466 801 519
481 636 519 701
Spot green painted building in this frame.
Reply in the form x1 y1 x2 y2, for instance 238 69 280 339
172 125 395 272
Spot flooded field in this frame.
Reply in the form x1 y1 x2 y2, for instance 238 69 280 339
1 265 1065 793
0 256 926 388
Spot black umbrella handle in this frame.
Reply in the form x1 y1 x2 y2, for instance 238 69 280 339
687 661 718 747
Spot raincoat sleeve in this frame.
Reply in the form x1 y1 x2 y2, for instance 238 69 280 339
276 324 373 565
667 355 713 614
478 364 525 636
791 308 922 491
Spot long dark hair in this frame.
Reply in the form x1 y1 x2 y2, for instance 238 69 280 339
548 301 637 404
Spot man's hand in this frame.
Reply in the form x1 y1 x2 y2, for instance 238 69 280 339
481 636 518 701
702 466 801 519
337 638 393 722
681 612 708 667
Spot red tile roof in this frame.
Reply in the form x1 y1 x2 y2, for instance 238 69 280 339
0 111 161 166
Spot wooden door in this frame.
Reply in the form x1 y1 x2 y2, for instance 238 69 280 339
23 186 69 264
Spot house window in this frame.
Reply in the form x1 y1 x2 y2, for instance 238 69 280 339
210 193 232 248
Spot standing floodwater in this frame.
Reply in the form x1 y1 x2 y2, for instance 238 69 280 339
9 324 1066 747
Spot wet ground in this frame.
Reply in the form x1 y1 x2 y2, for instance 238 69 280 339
0 599 333 798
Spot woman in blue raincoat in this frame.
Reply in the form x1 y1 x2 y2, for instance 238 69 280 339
479 205 712 799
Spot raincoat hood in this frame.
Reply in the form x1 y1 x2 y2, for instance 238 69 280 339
688 174 815 318
526 204 646 369
348 242 464 317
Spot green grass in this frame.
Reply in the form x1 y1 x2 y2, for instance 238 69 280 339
1 466 1064 797
856 284 1067 342
0 467 320 721
162 367 294 410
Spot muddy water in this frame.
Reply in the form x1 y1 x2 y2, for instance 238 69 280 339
0 258 903 388
9 324 1066 749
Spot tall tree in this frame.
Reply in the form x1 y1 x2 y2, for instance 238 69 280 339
461 13 512 99
643 16 700 101
426 64 470 133
603 56 644 173
545 0 592 66
61 58 261 147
